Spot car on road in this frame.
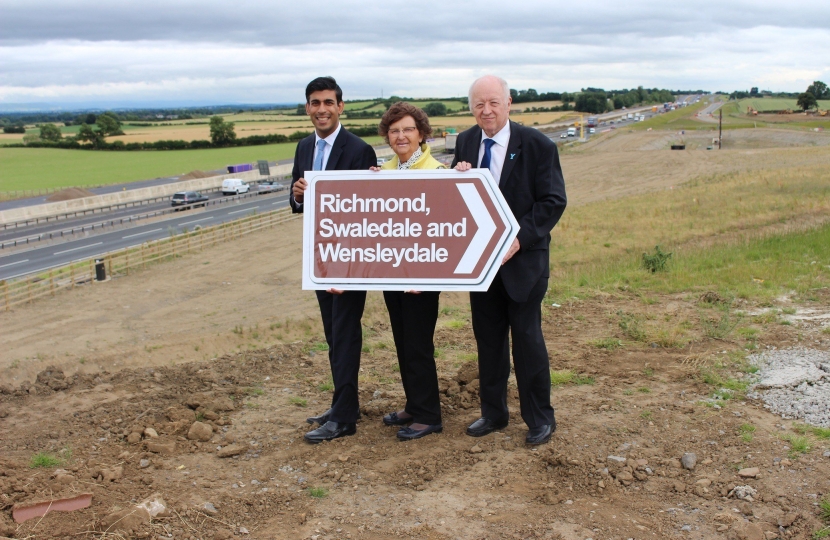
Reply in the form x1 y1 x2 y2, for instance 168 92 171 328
588 128 596 134
377 158 387 166
559 133 568 139
221 178 250 195
171 191 209 209
256 181 284 194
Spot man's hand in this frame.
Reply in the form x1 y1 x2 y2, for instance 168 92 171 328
293 177 307 203
326 288 344 295
454 161 472 172
501 238 520 265
369 166 381 172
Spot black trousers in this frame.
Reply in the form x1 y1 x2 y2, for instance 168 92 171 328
469 272 553 428
316 290 366 424
383 291 442 425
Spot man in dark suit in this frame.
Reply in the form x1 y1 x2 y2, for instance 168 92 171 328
452 75 567 445
290 76 377 443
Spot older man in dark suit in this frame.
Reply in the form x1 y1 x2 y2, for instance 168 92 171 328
452 75 567 445
291 76 377 443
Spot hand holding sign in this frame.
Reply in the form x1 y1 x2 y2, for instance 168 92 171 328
293 177 308 203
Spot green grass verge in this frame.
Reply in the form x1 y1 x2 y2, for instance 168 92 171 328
629 101 709 130
548 162 830 304
555 221 830 303
0 136 385 191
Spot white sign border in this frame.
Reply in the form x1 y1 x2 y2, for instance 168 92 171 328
301 169 519 291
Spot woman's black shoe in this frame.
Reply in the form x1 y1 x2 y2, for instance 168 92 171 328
382 411 413 426
397 424 443 441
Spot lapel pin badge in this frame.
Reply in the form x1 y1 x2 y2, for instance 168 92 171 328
510 153 516 159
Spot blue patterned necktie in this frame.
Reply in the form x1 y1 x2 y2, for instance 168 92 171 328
313 139 326 171
480 138 496 170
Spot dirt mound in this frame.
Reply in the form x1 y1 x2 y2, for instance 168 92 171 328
178 170 214 181
45 188 95 202
2 329 828 539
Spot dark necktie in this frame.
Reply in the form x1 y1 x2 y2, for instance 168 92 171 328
479 139 496 170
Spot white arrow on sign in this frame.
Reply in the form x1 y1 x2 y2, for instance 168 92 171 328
454 183 497 274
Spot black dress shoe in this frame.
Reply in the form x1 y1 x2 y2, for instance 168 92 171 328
382 411 413 426
306 409 332 425
466 417 508 437
397 424 443 441
525 423 554 445
304 421 356 444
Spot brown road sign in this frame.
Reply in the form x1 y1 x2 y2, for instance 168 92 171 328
302 169 519 291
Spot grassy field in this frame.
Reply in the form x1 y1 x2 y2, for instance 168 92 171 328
344 99 468 113
739 97 830 112
549 161 830 303
0 136 387 190
344 100 378 111
719 100 830 130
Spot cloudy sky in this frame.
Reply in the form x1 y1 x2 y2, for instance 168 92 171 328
1 0 828 108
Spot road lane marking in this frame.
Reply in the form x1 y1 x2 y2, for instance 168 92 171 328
178 218 211 226
0 259 28 269
54 242 103 255
229 206 258 215
122 228 162 239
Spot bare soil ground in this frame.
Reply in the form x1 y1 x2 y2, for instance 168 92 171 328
1 130 829 540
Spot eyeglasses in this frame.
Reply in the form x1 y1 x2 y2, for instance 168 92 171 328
388 127 418 137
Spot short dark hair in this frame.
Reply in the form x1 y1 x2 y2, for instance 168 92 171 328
378 102 433 144
305 77 343 103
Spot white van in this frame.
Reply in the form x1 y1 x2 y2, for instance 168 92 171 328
221 178 250 195
567 127 576 137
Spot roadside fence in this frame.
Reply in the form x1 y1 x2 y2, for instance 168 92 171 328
0 207 298 312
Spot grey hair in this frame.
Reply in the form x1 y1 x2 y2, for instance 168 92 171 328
468 75 510 109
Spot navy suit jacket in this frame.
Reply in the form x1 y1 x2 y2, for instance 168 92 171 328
452 120 567 302
290 127 377 213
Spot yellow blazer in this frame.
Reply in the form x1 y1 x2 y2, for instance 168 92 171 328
380 143 446 170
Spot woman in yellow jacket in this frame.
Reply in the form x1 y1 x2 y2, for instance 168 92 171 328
374 102 445 440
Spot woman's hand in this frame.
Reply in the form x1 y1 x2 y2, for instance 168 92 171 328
454 161 472 172
370 166 381 172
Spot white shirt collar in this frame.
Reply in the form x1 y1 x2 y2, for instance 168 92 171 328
483 121 510 147
315 123 342 146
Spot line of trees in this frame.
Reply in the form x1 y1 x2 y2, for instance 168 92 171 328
9 120 380 152
506 86 675 114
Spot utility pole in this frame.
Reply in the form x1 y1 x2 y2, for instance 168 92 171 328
718 108 722 150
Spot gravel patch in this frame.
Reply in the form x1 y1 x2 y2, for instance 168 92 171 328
747 347 830 427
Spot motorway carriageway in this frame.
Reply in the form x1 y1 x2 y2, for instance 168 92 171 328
0 186 284 247
0 191 290 281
